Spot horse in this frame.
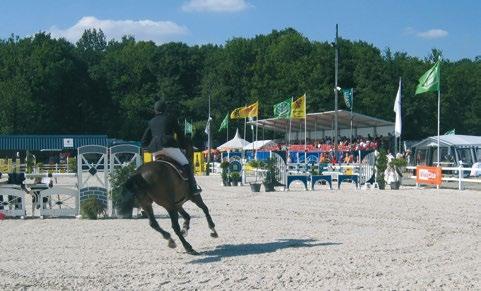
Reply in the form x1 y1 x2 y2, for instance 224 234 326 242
124 160 218 255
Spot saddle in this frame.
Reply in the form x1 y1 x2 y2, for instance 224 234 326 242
153 154 189 181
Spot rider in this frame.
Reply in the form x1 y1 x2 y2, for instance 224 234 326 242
141 98 201 195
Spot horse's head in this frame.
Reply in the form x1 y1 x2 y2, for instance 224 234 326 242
117 176 140 217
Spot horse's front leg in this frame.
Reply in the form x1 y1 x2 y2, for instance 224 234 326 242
191 194 218 238
178 207 190 237
167 209 198 255
143 204 176 249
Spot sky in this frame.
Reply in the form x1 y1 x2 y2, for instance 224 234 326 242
1 0 480 61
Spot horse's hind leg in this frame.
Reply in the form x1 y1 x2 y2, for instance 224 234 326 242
167 209 198 255
143 204 176 249
191 195 218 238
178 207 190 237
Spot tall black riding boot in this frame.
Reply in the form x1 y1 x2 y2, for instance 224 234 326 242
182 165 202 196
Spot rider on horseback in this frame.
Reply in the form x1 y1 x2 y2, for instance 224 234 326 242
141 98 201 196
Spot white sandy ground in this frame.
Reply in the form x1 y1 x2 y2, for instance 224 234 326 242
1 176 481 290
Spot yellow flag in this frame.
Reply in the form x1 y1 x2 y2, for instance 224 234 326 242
291 94 306 119
240 101 258 118
230 107 243 119
230 101 259 119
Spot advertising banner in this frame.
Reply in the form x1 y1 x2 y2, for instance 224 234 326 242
416 166 442 185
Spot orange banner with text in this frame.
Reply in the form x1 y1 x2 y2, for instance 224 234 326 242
416 166 442 185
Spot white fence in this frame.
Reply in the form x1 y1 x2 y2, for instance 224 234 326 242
39 187 79 218
406 165 481 190
0 186 26 218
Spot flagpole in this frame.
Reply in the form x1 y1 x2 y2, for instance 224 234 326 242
207 93 211 176
254 115 259 160
288 97 293 149
350 89 353 146
227 116 229 143
394 136 398 156
437 80 441 167
334 24 339 153
304 94 307 171
243 117 247 141
394 78 398 155
256 117 259 141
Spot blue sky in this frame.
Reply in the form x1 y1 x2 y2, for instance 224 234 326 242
1 0 479 60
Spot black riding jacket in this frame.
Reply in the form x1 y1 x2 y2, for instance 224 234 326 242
141 113 185 152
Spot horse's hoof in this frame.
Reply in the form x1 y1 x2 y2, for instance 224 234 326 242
187 249 200 256
210 227 218 238
181 229 189 237
167 239 177 249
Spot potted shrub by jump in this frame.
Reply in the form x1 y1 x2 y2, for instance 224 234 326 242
263 158 279 192
230 172 241 186
248 160 262 192
375 149 388 190
80 196 106 219
110 163 137 218
220 161 230 186
385 155 407 190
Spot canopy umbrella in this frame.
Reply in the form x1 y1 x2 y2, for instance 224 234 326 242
202 148 220 155
217 129 249 151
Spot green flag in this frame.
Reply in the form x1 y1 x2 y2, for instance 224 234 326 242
415 60 441 95
273 98 291 119
218 113 229 132
342 88 353 109
184 120 193 135
444 129 455 135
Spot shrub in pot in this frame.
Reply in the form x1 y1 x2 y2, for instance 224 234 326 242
385 156 407 190
67 158 77 173
375 149 388 190
110 163 137 218
248 160 263 192
220 161 230 186
249 182 261 192
263 158 279 192
26 151 35 173
230 172 241 186
80 197 106 219
247 160 259 169
221 171 230 186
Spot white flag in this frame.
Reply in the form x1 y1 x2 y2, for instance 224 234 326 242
393 78 402 137
248 117 254 131
204 116 212 135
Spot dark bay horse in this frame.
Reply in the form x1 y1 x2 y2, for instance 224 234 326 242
124 161 218 255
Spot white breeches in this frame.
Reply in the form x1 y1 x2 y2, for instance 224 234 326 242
153 148 189 166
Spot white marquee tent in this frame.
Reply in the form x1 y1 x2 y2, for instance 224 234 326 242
217 129 249 151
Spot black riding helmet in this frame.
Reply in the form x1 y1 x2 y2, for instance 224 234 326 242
154 98 166 114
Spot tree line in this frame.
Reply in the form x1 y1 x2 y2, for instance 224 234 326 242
1 28 480 147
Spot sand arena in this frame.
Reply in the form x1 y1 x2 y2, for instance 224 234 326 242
1 176 481 289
